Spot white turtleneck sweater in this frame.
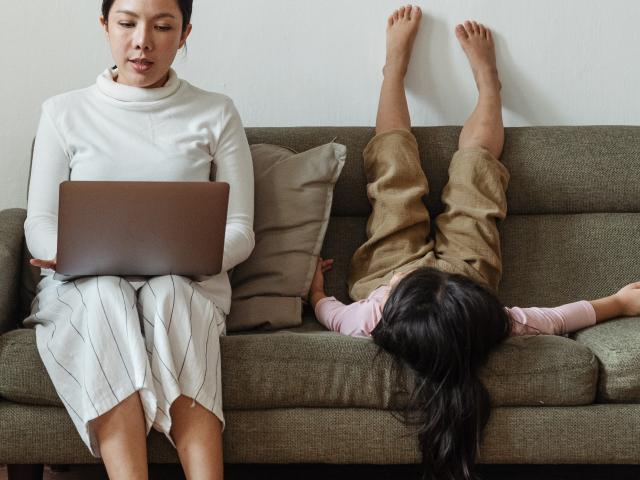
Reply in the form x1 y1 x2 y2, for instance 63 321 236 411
25 68 255 314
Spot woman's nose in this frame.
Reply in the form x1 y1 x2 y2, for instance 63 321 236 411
133 25 153 51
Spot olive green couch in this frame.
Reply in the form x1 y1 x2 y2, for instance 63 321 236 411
1 126 640 478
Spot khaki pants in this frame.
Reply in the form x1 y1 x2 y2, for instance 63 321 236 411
348 129 510 301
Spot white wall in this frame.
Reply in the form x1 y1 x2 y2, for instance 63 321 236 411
2 0 639 210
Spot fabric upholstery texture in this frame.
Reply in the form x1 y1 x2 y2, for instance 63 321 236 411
0 328 598 409
246 126 640 218
574 317 640 402
226 142 346 331
3 402 640 464
0 209 24 334
499 214 640 307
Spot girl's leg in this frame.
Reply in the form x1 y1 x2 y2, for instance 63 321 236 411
456 21 504 158
170 395 224 480
348 6 433 300
92 393 149 480
434 22 509 291
375 5 421 134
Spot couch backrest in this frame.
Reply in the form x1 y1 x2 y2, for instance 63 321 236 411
19 126 640 317
245 126 640 307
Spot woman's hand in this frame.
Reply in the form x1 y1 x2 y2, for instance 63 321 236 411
614 282 640 317
30 257 57 270
309 257 334 308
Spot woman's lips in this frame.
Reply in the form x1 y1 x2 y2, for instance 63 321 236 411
130 58 154 73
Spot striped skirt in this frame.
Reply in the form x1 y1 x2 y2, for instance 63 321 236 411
23 274 226 457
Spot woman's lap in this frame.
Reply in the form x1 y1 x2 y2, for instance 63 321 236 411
24 274 226 456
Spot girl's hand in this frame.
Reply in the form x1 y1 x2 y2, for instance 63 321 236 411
614 282 640 317
309 257 334 309
30 257 57 270
310 257 334 296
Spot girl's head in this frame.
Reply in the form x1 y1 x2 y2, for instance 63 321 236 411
372 267 511 480
100 0 193 88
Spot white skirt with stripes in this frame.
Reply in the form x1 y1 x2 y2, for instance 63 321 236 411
23 273 226 457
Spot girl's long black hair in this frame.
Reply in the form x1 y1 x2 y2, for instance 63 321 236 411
372 267 511 480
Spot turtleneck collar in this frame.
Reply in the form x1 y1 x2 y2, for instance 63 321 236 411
96 67 181 102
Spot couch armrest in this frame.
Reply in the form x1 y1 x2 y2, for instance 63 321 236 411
0 208 26 335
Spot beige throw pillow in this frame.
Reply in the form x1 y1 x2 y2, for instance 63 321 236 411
226 142 346 332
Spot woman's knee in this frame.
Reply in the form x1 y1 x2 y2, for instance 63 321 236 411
138 275 196 328
72 276 137 331
142 275 192 301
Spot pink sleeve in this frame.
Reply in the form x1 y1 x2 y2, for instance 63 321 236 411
314 291 386 338
507 300 597 336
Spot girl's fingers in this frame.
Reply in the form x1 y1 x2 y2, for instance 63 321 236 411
322 259 334 270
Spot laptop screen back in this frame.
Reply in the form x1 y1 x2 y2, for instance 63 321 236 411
56 181 229 277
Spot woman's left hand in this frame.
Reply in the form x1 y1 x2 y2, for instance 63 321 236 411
30 257 57 270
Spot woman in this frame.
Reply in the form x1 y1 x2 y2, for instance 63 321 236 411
24 0 254 478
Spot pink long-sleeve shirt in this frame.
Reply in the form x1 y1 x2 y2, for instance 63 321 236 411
315 285 596 338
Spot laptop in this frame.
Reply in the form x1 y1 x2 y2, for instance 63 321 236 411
55 181 229 278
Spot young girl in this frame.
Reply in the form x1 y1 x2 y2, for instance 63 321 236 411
24 1 254 478
310 6 640 480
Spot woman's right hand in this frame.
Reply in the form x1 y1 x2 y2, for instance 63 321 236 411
30 257 57 270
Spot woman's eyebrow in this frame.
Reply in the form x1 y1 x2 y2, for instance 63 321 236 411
115 10 177 20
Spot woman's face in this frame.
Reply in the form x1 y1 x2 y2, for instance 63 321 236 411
100 0 192 88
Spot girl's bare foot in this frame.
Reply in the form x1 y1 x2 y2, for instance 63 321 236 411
455 21 501 96
384 5 422 79
456 21 504 158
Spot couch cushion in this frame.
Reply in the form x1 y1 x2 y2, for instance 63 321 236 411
574 317 640 402
0 324 597 409
4 402 640 465
227 142 346 332
0 209 26 334
246 126 640 218
499 213 640 308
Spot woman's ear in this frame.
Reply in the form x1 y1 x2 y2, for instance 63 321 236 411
99 16 109 35
179 23 193 49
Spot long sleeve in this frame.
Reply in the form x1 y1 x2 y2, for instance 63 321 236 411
314 286 389 337
213 99 255 272
507 300 597 336
24 105 70 262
